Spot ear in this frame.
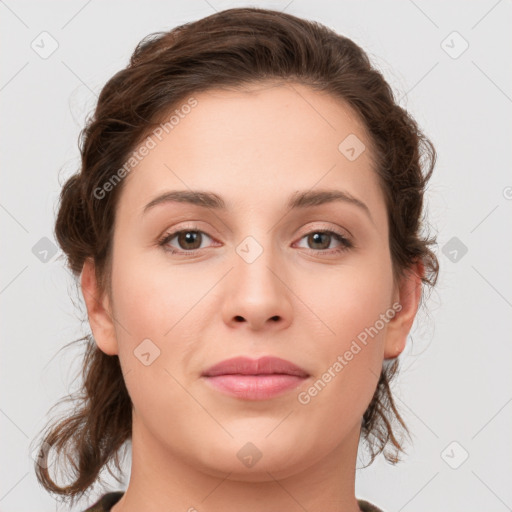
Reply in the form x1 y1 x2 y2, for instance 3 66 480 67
80 258 118 355
383 261 424 360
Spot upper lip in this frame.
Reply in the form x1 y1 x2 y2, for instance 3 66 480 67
202 356 309 378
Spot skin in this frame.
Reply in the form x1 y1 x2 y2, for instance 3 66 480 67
81 81 422 512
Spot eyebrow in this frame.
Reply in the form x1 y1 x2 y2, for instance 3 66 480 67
143 189 373 222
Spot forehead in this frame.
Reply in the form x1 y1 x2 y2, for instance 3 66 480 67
116 81 385 221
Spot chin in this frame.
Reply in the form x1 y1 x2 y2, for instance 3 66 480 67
189 434 319 482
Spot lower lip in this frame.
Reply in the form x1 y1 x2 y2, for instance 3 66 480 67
202 374 308 400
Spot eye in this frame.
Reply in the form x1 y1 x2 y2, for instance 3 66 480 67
295 230 353 254
157 226 353 256
158 227 216 254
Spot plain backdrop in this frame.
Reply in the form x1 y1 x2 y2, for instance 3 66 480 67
1 1 511 511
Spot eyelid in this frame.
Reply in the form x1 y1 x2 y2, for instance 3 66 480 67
297 221 352 239
294 223 354 253
158 221 219 241
157 223 218 252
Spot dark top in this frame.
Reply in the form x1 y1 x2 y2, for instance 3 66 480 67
82 491 385 511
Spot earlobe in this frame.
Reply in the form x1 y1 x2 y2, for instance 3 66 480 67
383 261 424 360
80 258 119 355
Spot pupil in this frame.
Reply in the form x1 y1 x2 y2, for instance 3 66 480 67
180 231 200 249
311 232 329 249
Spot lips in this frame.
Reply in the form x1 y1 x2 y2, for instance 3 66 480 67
201 356 310 400
201 356 310 378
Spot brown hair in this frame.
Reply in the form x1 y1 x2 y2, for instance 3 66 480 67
33 6 439 505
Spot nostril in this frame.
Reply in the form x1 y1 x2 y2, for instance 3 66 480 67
234 315 245 322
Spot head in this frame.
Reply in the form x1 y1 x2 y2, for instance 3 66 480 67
34 7 438 503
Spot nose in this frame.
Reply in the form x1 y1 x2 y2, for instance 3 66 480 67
221 242 293 332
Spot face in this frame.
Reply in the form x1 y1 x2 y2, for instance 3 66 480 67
86 81 415 481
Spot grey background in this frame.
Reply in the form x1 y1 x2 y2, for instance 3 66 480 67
1 1 511 511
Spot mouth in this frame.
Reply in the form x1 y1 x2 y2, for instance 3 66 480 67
201 356 310 400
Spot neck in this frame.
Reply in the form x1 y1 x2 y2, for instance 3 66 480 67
112 416 363 512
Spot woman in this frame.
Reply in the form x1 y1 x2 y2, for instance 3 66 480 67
33 7 439 512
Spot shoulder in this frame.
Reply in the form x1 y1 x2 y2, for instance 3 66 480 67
357 498 385 512
82 491 125 512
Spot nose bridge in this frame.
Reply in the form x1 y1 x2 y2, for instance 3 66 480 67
233 232 281 295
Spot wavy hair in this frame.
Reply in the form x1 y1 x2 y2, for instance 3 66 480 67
32 7 439 505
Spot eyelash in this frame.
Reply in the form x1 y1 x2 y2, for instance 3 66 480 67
157 224 354 256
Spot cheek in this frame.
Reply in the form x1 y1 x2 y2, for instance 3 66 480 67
296 256 394 404
301 255 394 345
109 249 217 403
110 249 203 339
108 253 204 424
